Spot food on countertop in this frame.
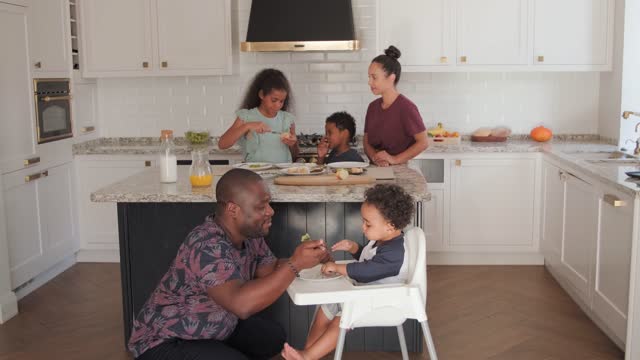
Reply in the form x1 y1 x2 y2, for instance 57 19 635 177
248 164 263 169
472 128 492 137
185 131 210 144
530 126 553 142
350 167 364 174
428 122 460 138
287 166 311 174
490 127 512 137
300 233 311 242
190 174 213 187
336 168 349 180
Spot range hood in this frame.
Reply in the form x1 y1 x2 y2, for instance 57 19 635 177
241 0 360 52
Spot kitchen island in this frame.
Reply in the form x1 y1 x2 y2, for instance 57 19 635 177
92 165 430 352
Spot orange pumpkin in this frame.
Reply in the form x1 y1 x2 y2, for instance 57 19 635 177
530 126 552 142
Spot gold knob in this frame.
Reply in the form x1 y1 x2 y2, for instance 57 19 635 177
142 61 149 68
537 55 544 62
604 194 626 207
460 56 467 63
24 157 40 166
145 161 151 167
455 160 462 166
440 56 448 64
34 61 42 69
161 61 168 68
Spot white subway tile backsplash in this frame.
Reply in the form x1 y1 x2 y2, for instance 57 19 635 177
95 4 601 137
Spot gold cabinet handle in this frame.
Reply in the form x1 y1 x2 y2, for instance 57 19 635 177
440 56 448 64
34 61 42 69
604 194 626 207
24 156 40 166
161 61 168 68
42 95 72 102
25 172 41 183
142 61 149 68
145 161 151 167
622 111 639 119
455 159 462 166
460 56 467 63
81 126 95 133
537 55 545 62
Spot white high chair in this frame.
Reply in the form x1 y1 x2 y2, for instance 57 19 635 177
333 227 438 360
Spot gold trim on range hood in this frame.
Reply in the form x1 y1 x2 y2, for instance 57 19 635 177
241 40 360 52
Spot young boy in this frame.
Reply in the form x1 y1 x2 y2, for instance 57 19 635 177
317 111 365 165
281 184 415 360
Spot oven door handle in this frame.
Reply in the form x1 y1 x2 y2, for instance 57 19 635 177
42 95 72 102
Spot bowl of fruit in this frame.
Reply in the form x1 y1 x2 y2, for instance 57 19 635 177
185 130 210 145
427 123 460 145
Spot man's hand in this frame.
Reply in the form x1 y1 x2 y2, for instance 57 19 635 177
331 239 359 255
290 239 327 270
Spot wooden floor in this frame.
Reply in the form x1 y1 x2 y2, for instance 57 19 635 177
0 264 624 360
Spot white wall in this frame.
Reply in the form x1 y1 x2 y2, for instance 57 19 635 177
95 0 602 138
599 0 626 142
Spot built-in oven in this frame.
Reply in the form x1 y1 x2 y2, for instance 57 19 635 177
33 78 73 144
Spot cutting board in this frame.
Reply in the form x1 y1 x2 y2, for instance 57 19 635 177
366 167 395 180
274 175 375 186
470 135 507 142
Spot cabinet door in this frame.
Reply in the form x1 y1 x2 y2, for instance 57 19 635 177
2 168 46 289
593 190 633 341
456 0 528 65
561 173 598 303
423 188 444 251
28 0 71 77
450 158 536 248
76 160 152 250
378 0 453 68
72 82 98 137
155 0 231 75
0 4 39 175
80 0 153 75
39 163 77 270
533 0 611 66
541 162 565 267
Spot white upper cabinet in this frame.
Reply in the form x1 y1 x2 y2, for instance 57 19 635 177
80 0 154 75
456 0 528 65
28 0 72 77
533 0 613 68
156 0 231 75
377 0 454 68
0 3 39 175
79 0 231 77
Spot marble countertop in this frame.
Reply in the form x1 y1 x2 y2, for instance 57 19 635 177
91 165 430 203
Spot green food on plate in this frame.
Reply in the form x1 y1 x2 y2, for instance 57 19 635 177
300 233 311 242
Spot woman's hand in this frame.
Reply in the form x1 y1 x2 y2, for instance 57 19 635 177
374 150 396 165
331 240 358 254
317 137 329 159
245 121 271 134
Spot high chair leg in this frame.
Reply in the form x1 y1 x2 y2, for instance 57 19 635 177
421 320 438 360
396 325 409 360
334 328 347 360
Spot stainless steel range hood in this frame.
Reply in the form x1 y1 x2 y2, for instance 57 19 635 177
241 0 360 52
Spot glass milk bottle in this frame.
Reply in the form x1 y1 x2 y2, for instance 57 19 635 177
189 149 213 187
159 130 177 183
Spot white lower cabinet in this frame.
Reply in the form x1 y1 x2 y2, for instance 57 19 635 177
560 172 598 302
593 189 633 341
450 157 536 250
423 187 444 251
3 162 76 289
541 161 564 267
76 159 153 260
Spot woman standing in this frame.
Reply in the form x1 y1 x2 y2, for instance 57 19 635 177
364 46 428 166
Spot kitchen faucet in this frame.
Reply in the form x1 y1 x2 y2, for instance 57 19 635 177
627 122 640 156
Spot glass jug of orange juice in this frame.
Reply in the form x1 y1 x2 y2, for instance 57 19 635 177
189 149 212 187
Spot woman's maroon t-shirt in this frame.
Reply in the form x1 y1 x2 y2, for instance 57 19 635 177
364 94 426 156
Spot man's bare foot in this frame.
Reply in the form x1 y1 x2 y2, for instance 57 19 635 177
281 342 307 360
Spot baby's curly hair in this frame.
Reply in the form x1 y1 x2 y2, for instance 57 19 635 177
364 184 414 230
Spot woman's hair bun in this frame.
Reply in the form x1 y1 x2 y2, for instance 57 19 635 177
384 46 401 60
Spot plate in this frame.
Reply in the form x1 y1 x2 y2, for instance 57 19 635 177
327 162 369 169
626 171 640 179
275 163 296 169
232 162 273 171
280 166 325 176
299 266 343 282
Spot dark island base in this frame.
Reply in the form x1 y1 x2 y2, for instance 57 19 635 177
118 202 423 353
